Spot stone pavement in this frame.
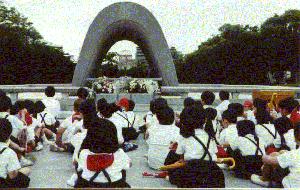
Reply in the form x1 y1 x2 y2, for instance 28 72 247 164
28 135 261 188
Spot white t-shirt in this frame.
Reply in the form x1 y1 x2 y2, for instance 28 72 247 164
278 148 300 188
176 129 218 161
42 97 61 118
245 110 257 124
124 111 136 129
147 124 180 169
273 129 297 150
230 134 266 156
78 148 131 183
218 124 238 145
36 111 56 127
216 100 230 120
26 117 39 141
0 112 25 138
108 114 125 145
255 124 277 147
60 116 83 144
0 142 21 179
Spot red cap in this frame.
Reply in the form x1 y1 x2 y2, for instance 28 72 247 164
244 100 253 108
117 97 129 111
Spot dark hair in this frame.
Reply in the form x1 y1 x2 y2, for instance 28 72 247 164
156 106 175 125
74 98 85 112
0 96 12 112
201 91 215 105
10 104 18 115
274 117 293 149
110 103 122 114
77 87 89 100
153 98 168 114
0 118 12 142
34 100 46 114
222 109 237 123
184 97 195 108
204 108 217 141
180 106 206 138
253 98 268 109
97 98 107 112
236 120 260 143
149 99 155 113
194 100 203 110
219 91 230 101
79 100 98 130
228 103 244 116
278 97 296 114
100 103 113 118
45 86 55 97
0 90 6 98
80 118 119 153
14 100 25 113
128 100 135 111
255 108 273 124
24 100 35 115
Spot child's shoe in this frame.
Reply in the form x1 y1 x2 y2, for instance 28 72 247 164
251 174 269 187
34 142 43 151
50 143 64 152
67 173 78 187
20 156 34 167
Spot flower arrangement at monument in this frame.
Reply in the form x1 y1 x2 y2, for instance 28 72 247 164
88 76 160 94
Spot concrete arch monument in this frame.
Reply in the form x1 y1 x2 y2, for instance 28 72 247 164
72 2 179 86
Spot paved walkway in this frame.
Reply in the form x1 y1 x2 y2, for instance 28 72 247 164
28 135 261 188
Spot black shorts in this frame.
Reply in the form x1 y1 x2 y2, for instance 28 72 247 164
0 172 30 188
75 177 130 188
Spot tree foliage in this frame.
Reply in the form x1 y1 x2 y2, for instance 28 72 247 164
0 2 75 84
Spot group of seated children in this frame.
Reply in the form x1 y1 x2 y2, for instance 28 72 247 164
143 90 300 188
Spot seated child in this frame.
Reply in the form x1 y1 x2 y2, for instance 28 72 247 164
168 106 224 188
121 100 139 141
244 100 256 124
23 100 38 152
75 117 131 188
204 108 220 139
230 120 266 179
96 98 107 118
0 118 31 188
216 91 230 121
77 87 89 100
147 106 180 170
219 109 238 147
35 100 58 147
53 99 84 152
201 91 215 109
273 116 296 151
42 86 61 119
251 122 300 188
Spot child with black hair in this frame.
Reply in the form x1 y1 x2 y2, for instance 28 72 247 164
23 100 38 153
251 122 300 187
35 100 58 150
75 117 131 188
183 97 195 108
201 91 215 109
230 120 266 179
204 108 219 142
77 87 89 100
0 118 31 188
278 97 296 119
228 103 245 122
219 109 238 147
147 106 179 169
216 91 230 120
42 86 61 119
96 98 107 118
168 106 224 188
122 99 139 141
52 99 84 152
273 117 296 151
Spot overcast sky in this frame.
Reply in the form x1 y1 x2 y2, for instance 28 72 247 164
4 0 300 60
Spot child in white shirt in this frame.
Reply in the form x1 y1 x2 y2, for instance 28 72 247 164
219 109 238 147
75 117 131 188
147 106 180 169
244 100 256 124
42 86 61 119
0 118 31 188
216 91 230 121
169 106 224 188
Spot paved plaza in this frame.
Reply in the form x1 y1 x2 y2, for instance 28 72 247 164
28 134 261 188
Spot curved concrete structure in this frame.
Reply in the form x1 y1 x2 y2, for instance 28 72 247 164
72 2 179 86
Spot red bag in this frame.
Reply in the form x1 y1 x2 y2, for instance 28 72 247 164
217 146 229 158
87 153 114 172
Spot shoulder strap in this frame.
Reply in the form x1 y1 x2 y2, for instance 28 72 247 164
89 171 101 183
260 124 276 139
0 148 7 155
192 135 212 161
117 112 133 128
4 114 9 119
40 113 47 124
244 136 263 155
89 169 112 183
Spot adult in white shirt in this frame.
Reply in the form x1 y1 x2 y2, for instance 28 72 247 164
171 106 224 188
147 106 180 169
216 91 230 121
42 86 61 119
76 118 131 188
